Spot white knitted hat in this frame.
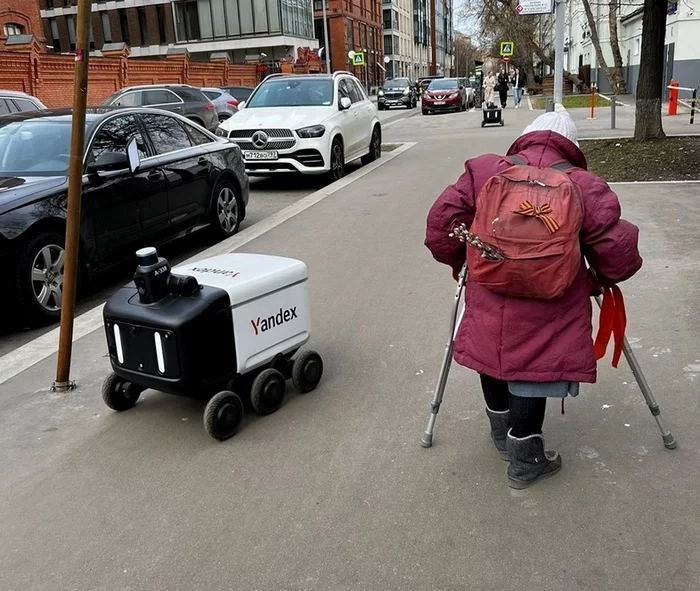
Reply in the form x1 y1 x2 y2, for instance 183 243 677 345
521 112 579 147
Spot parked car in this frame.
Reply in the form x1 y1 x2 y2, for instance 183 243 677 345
217 72 381 181
102 84 219 132
417 76 444 94
0 107 249 326
201 87 239 122
221 86 255 103
458 78 476 108
0 90 46 115
377 77 417 110
421 78 468 115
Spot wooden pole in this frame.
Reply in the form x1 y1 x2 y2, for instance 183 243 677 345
53 0 91 391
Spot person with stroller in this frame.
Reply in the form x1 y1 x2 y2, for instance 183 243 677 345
511 67 526 108
497 68 510 108
424 112 642 489
482 71 496 107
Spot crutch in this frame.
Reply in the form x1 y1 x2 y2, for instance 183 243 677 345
419 266 678 450
593 295 677 449
420 264 467 448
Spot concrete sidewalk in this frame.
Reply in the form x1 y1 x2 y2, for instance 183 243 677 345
1 109 699 591
563 105 700 139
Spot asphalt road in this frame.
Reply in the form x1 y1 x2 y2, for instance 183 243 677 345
0 106 418 357
2 104 698 591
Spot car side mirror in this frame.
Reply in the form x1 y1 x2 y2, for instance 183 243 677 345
238 101 246 110
126 137 141 174
86 151 129 175
339 97 352 110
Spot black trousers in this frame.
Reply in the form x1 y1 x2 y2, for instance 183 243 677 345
498 89 508 107
480 374 546 438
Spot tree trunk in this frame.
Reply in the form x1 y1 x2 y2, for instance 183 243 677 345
634 0 668 140
581 0 616 91
608 0 627 94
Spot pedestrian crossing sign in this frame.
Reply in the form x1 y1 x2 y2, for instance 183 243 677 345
352 52 366 66
500 42 514 57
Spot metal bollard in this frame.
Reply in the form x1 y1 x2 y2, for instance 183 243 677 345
545 98 554 112
611 94 617 129
691 88 697 125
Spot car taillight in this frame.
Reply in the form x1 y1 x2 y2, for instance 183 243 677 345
204 102 215 110
227 99 239 107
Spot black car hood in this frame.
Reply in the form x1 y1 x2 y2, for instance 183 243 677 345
0 175 67 216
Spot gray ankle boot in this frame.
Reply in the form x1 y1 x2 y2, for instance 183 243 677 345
506 430 562 489
485 407 510 461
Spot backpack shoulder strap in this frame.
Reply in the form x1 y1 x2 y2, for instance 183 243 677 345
551 161 577 173
506 154 528 166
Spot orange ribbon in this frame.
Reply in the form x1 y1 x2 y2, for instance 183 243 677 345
594 285 627 368
515 201 560 234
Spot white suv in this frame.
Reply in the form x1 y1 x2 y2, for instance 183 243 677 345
216 72 381 181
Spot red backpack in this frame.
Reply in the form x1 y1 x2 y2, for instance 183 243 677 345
466 155 584 299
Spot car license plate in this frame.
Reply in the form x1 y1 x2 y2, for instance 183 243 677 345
434 101 445 105
243 150 278 161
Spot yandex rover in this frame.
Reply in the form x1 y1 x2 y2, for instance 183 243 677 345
102 248 323 440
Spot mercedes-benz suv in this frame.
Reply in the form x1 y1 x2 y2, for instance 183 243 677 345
216 72 381 182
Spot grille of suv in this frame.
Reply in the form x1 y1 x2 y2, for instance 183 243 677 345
227 129 294 139
234 140 296 150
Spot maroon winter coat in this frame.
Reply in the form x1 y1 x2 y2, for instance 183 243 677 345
425 131 643 383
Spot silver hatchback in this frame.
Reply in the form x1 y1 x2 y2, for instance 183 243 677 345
201 88 240 122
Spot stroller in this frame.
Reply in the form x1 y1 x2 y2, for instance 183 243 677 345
482 101 503 127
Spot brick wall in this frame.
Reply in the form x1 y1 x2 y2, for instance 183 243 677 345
0 49 259 108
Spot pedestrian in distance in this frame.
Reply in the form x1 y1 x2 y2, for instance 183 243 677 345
511 67 526 108
424 112 643 489
482 71 496 108
497 69 509 109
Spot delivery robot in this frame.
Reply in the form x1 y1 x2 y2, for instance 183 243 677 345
102 247 323 441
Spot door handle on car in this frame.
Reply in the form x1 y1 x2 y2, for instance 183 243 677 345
198 157 209 166
147 169 163 181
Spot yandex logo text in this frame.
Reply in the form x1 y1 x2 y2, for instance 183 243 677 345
251 306 298 336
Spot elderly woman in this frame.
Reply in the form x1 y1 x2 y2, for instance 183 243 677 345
424 112 643 489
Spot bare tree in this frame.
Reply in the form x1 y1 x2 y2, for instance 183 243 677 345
580 0 626 94
634 0 668 140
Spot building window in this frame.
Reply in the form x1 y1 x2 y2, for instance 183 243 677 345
137 7 148 44
49 18 61 52
346 18 353 54
3 23 24 36
156 5 167 43
118 9 130 45
101 12 112 43
66 15 76 50
383 34 392 56
314 0 328 10
173 0 288 41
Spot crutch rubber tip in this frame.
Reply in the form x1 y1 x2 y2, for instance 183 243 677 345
420 434 433 448
663 433 678 450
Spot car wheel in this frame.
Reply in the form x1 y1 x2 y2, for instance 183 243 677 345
326 138 345 183
13 231 67 327
188 117 205 127
218 114 230 123
210 179 242 239
422 108 429 115
361 126 382 166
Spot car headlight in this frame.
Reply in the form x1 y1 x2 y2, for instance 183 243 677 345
378 90 384 97
215 127 228 138
296 125 326 138
448 93 459 99
403 88 410 96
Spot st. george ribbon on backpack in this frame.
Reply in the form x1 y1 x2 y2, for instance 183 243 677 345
465 155 584 300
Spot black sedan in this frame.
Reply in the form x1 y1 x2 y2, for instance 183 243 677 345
0 107 249 327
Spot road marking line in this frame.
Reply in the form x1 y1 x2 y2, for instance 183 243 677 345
383 111 421 128
609 180 700 185
0 142 416 385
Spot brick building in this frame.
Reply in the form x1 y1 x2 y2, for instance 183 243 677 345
0 0 46 49
314 0 383 87
38 0 317 63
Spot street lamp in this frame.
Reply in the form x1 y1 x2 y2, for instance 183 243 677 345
321 0 331 73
